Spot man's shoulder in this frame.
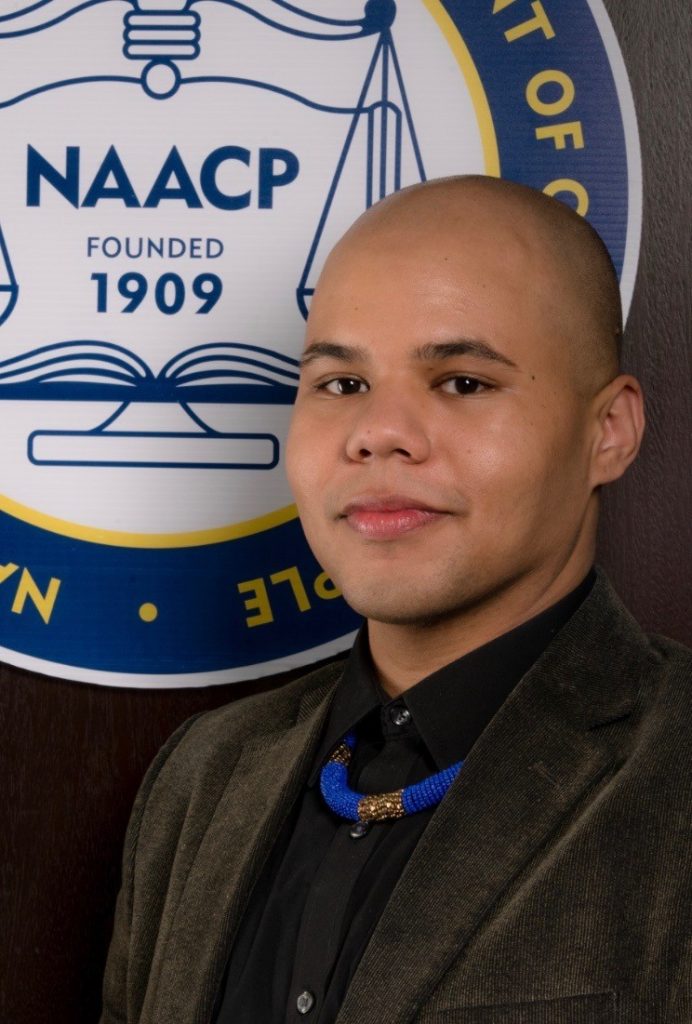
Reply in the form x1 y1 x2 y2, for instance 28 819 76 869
607 580 690 721
648 631 692 673
638 632 692 751
141 658 344 799
590 610 692 789
530 572 691 778
567 569 692 697
192 657 344 749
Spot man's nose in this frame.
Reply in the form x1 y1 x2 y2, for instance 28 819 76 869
344 387 431 463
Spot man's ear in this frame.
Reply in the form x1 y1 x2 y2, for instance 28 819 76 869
590 374 645 486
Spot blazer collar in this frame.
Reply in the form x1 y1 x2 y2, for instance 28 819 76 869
336 571 655 1024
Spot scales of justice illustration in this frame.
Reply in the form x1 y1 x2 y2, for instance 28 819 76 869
0 0 426 472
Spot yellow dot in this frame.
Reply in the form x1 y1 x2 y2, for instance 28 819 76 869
139 602 158 623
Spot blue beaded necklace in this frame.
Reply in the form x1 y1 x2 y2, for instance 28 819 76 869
320 730 464 823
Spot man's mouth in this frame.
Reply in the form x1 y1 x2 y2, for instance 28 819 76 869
339 495 447 541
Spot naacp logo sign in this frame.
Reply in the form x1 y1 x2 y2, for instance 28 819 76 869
0 0 640 686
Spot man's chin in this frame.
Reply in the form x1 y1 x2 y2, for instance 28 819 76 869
340 586 468 629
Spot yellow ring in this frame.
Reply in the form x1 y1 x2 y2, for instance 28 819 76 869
0 493 298 548
423 0 500 176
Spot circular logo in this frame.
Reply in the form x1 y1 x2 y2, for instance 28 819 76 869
0 0 641 686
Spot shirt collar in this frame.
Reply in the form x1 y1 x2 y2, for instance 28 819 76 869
310 569 596 781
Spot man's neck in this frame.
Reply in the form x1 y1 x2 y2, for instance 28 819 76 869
368 563 594 697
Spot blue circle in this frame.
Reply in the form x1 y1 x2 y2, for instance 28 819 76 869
1 0 635 681
141 60 182 101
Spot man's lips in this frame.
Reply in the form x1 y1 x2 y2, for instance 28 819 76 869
339 496 448 540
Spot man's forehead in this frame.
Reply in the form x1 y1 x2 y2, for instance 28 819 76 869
315 201 553 315
306 216 550 358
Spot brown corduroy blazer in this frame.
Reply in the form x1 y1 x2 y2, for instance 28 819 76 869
101 573 691 1024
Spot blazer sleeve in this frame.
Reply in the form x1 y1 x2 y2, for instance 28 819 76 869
99 714 204 1024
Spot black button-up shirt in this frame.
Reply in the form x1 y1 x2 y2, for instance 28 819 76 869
214 571 595 1024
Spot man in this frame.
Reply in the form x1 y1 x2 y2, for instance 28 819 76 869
101 177 691 1024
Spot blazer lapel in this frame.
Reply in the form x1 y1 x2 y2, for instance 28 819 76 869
337 576 650 1024
144 673 339 1024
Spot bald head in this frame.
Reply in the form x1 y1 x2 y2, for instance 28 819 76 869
322 175 622 390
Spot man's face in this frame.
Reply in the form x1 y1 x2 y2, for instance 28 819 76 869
286 207 601 626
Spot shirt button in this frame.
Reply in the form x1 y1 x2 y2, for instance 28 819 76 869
297 990 315 1015
349 821 371 839
390 706 411 726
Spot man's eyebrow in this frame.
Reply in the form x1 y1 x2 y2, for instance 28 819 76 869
414 339 518 369
299 338 518 370
299 341 368 368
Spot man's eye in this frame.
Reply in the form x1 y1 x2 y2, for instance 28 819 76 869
438 376 488 396
320 377 368 396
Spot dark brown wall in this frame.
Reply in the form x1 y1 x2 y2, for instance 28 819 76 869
1 3 690 1022
0 661 317 1024
597 0 692 640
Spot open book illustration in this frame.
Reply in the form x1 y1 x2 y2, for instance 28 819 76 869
0 341 299 470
